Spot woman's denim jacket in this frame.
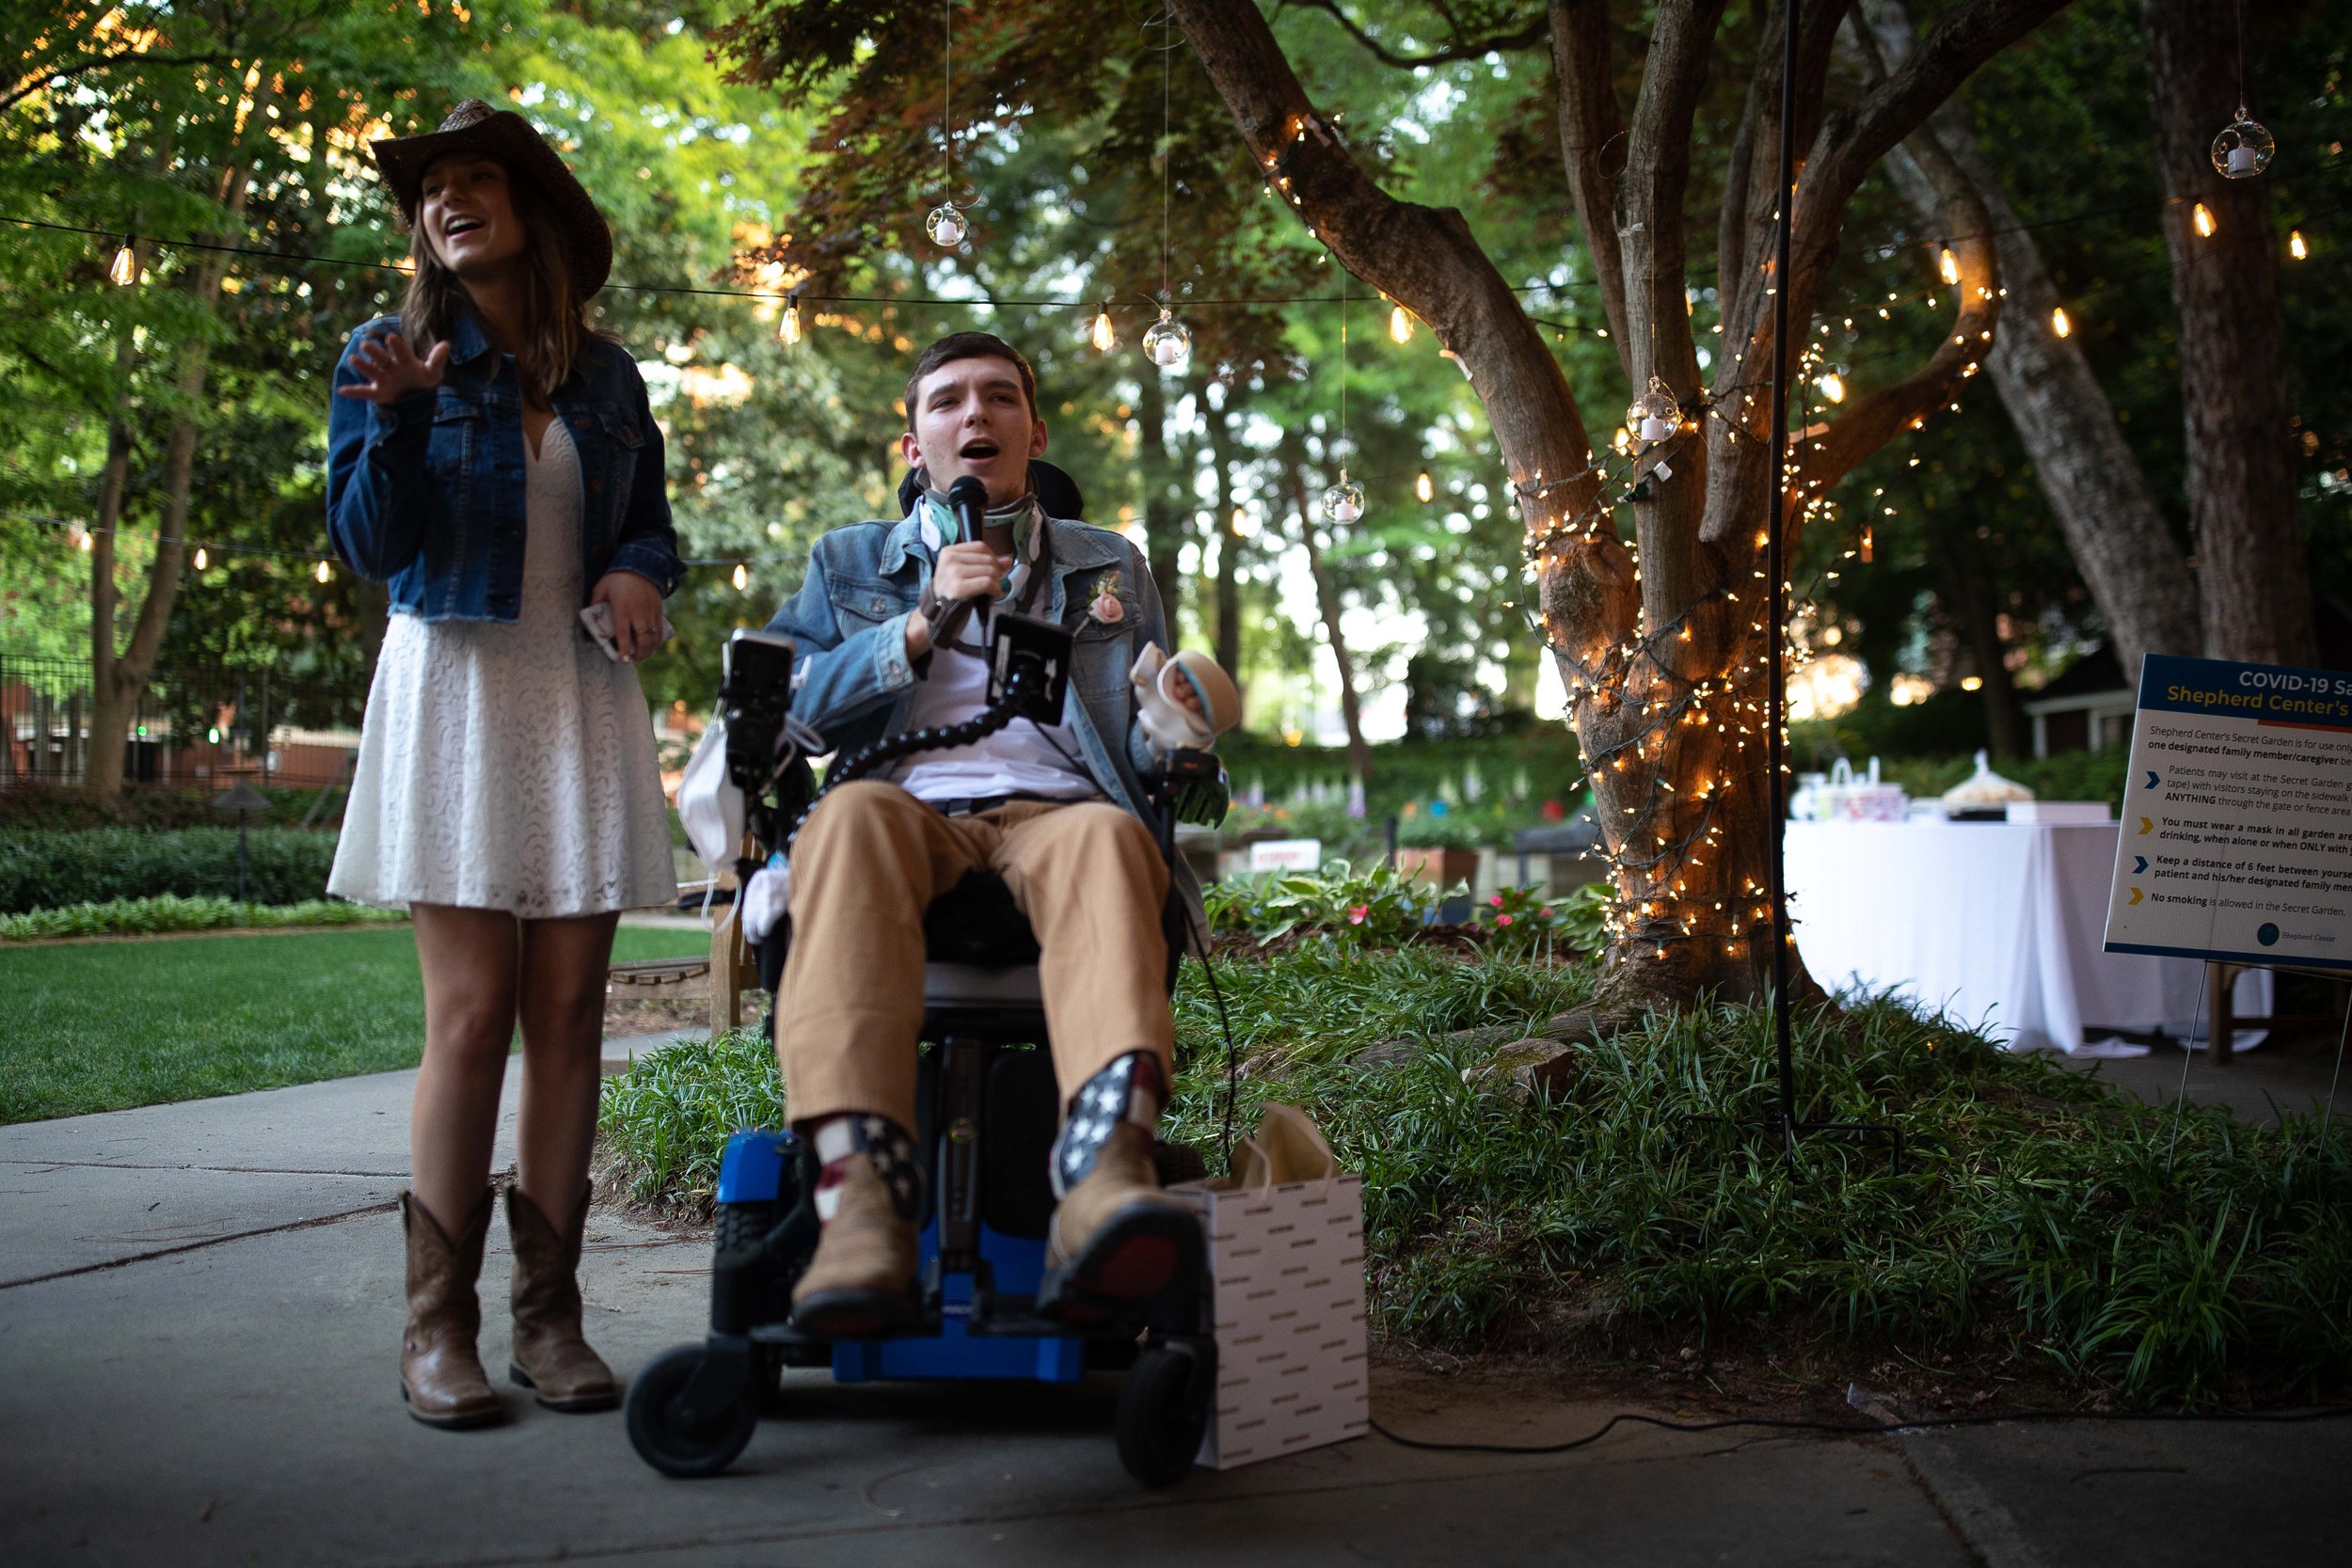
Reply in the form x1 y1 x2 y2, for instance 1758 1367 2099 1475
762 510 1204 925
326 309 682 620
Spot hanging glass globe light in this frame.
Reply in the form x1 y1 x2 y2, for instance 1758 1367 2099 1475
2211 110 2275 179
1321 471 1366 525
1142 309 1192 370
925 202 967 247
1626 376 1682 448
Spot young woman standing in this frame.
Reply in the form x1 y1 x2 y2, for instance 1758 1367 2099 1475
326 101 680 1429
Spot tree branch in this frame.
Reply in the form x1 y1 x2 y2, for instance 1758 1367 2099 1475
1620 0 1729 621
1169 0 1599 491
1547 0 1629 348
2 50 233 114
1797 63 1998 494
1282 0 1549 67
1803 0 2074 247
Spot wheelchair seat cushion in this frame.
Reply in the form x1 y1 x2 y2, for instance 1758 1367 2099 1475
922 873 1043 967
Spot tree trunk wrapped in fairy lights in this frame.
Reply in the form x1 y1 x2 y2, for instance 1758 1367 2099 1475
1168 0 2065 1004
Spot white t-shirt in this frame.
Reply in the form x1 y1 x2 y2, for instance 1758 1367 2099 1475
885 505 1100 806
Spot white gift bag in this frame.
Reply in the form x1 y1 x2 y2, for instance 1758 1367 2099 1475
1170 1104 1370 1469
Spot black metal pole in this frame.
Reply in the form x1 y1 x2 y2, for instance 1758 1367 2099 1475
1766 0 1801 1155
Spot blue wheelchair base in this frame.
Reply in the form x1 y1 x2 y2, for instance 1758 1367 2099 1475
716 1129 1087 1386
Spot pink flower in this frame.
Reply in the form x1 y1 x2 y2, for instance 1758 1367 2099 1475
1496 913 1515 927
1089 592 1124 624
1348 905 1369 926
1488 894 1505 908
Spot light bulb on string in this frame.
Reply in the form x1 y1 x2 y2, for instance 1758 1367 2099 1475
2193 202 2217 238
68 522 91 551
777 298 803 346
924 0 967 252
1416 470 1434 502
315 559 331 584
1815 370 1847 404
2051 305 2072 338
1090 307 1115 353
1142 307 1191 370
2289 229 2308 260
1137 9 1191 372
1321 470 1365 526
924 203 966 248
107 239 137 286
1627 376 1681 447
1388 303 1413 343
2212 108 2275 179
1937 246 1961 285
732 562 750 592
193 546 208 571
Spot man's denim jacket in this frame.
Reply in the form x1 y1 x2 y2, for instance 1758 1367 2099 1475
326 309 682 620
762 509 1204 927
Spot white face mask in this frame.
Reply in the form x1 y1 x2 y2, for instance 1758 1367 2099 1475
676 721 745 875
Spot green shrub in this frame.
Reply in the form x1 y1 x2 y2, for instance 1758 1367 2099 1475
0 827 340 912
1207 859 1459 946
598 1029 787 1206
1168 964 2351 1406
1394 813 1493 850
0 783 337 832
596 944 2352 1405
0 895 405 941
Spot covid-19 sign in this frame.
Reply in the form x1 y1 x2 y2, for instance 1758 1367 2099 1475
2104 654 2352 972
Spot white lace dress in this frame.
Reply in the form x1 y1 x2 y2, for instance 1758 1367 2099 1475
329 416 677 918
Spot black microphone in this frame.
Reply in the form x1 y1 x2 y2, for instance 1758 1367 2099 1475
945 475 993 640
946 474 989 546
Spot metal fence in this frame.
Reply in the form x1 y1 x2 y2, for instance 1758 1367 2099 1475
1 653 371 792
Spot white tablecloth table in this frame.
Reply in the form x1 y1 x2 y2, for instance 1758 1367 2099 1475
1784 820 2269 1053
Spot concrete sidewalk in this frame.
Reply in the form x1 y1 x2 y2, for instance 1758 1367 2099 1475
4 1070 2345 1567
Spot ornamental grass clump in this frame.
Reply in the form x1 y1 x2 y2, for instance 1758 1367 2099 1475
597 1028 787 1208
1166 950 2352 1408
597 944 2352 1407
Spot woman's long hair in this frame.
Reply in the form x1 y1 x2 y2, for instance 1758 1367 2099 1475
397 164 592 404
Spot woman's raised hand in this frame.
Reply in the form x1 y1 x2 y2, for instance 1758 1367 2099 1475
335 331 451 404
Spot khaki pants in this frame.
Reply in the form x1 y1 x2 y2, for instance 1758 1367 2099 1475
774 781 1174 1129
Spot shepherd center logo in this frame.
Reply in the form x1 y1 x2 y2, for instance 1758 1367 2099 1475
2257 923 2280 947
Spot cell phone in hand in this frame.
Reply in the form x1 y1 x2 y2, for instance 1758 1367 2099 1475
578 603 675 663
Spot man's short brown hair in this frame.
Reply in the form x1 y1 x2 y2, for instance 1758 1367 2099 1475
903 331 1038 431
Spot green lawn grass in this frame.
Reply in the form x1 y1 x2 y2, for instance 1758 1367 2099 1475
0 924 714 1124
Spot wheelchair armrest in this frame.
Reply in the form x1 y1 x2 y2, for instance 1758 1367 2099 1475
1147 749 1230 830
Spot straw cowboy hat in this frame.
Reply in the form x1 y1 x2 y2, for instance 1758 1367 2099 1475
371 99 613 298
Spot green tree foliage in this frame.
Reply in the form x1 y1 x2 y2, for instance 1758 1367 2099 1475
1 1 876 727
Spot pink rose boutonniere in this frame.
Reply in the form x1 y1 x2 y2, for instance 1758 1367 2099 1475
1088 569 1126 626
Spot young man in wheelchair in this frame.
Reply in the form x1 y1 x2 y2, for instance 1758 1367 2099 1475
755 332 1232 1339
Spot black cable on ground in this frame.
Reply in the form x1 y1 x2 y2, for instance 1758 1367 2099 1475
1367 1402 2352 1455
1179 905 1243 1173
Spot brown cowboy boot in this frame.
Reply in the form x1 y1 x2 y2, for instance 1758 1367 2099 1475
400 1190 503 1429
1039 1053 1202 1325
788 1117 924 1338
506 1184 619 1412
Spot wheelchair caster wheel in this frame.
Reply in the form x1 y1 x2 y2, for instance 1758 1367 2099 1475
626 1343 758 1478
1116 1342 1213 1487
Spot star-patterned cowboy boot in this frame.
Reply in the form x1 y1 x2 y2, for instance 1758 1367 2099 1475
1038 1053 1202 1326
787 1115 925 1338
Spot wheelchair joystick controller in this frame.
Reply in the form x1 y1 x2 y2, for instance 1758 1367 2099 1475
779 610 1076 851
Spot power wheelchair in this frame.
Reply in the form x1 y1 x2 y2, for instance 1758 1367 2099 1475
625 611 1232 1487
